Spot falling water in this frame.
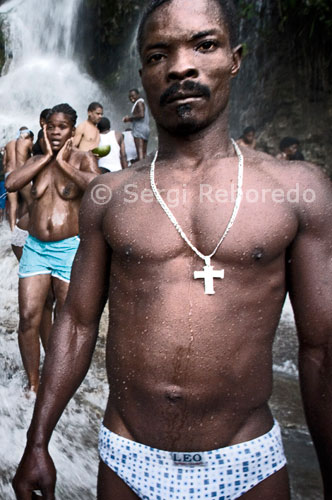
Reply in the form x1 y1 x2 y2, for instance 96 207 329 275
0 0 107 143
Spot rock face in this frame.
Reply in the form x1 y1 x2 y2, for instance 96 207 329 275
229 0 332 172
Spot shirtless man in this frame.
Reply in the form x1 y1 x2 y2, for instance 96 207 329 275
13 1 332 499
277 136 304 161
4 127 34 230
237 125 256 149
5 103 99 393
73 101 103 151
123 89 150 160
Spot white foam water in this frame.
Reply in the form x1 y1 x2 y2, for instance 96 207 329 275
0 0 108 143
0 221 108 498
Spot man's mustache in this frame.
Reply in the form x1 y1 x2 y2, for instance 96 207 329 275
160 81 211 107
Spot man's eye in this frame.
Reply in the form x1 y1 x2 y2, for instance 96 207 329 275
197 40 217 52
147 53 165 64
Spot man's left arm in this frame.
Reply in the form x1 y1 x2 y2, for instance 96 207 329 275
116 132 128 169
56 139 100 190
287 166 332 498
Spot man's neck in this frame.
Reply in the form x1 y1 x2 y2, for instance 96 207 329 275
156 116 234 167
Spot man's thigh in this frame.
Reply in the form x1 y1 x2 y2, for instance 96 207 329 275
97 460 140 500
242 466 290 499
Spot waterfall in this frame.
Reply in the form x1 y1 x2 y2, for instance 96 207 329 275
0 0 107 143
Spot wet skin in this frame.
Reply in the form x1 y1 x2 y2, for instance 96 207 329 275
12 1 332 499
73 106 103 152
5 112 100 392
4 139 19 230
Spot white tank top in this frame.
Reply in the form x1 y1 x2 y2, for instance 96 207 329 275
98 131 122 172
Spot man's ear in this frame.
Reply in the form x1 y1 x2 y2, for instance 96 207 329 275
231 44 242 78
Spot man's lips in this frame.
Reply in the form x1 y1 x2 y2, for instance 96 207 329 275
165 93 204 104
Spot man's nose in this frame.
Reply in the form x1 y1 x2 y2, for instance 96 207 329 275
167 50 199 81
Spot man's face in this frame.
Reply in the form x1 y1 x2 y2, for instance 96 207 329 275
88 107 103 125
129 91 139 103
139 0 241 135
285 143 298 158
244 131 255 144
46 112 75 152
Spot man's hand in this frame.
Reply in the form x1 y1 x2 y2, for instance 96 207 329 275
12 446 56 500
42 125 53 159
56 139 72 165
122 115 131 123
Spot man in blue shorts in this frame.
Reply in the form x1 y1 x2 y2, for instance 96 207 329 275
5 103 99 393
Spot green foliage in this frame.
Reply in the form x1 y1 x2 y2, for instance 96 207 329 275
278 0 332 37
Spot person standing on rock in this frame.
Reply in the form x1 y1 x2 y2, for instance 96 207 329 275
73 101 103 152
123 89 150 160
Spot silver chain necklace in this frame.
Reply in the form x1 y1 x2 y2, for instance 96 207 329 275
150 138 244 295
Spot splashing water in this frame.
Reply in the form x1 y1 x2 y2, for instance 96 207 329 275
0 221 109 498
0 0 107 143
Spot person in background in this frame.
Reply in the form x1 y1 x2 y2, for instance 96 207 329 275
32 108 52 156
277 136 305 161
96 117 128 173
73 101 103 152
123 128 138 166
236 125 256 149
0 146 6 222
4 127 34 230
123 88 150 160
5 103 100 394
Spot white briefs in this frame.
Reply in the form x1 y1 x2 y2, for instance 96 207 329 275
99 420 287 500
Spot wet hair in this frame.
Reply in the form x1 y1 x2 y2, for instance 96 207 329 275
129 88 139 95
279 137 299 152
88 101 103 112
243 126 255 135
18 126 34 140
137 0 238 55
97 117 111 132
47 103 78 126
40 108 52 121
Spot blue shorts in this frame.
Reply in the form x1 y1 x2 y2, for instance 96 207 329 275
18 235 80 283
99 420 287 500
0 181 6 209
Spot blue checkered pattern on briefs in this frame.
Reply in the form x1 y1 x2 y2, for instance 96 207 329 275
98 420 286 500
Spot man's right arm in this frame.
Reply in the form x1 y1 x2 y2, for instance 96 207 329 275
72 123 84 148
12 179 112 499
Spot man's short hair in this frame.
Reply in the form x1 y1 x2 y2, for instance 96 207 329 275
129 88 139 95
40 108 52 121
47 103 78 127
97 117 111 133
243 126 255 135
88 102 103 112
137 0 238 55
279 137 299 152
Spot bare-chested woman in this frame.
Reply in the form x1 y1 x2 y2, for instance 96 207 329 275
5 103 100 393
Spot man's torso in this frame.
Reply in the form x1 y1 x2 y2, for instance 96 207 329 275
76 120 100 151
100 148 304 451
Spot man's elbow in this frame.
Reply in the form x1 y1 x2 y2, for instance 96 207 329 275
4 173 15 192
